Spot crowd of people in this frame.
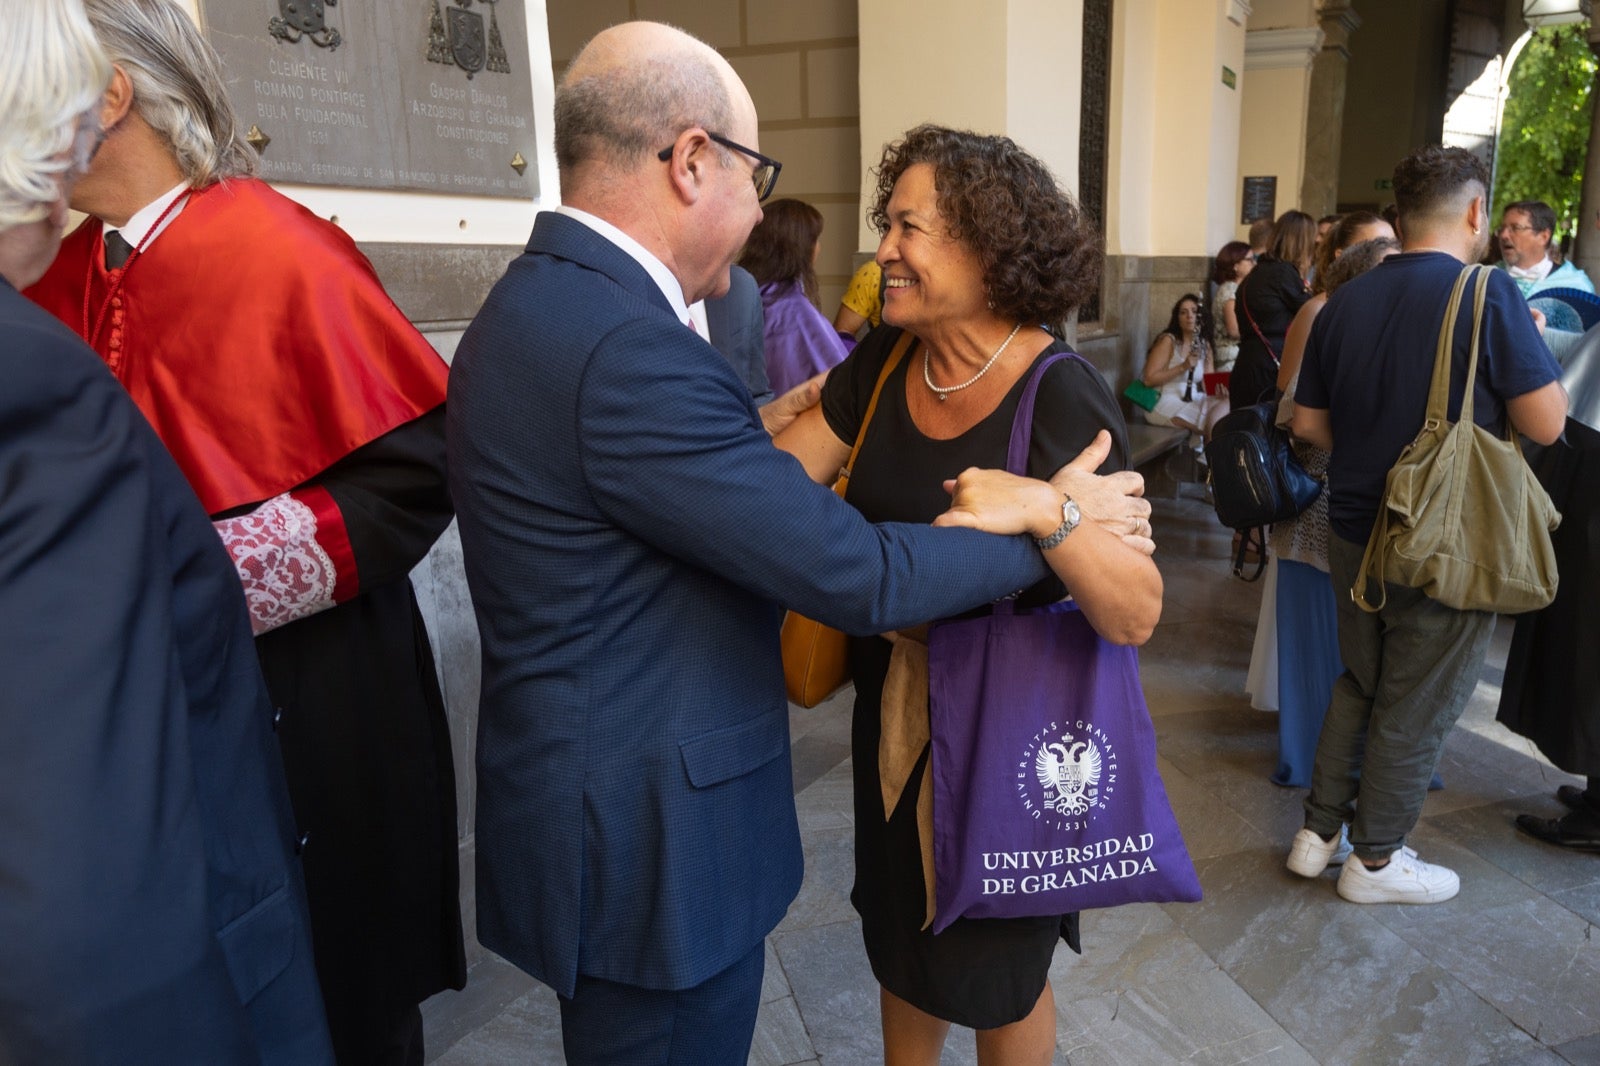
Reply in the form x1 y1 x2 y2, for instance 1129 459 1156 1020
1 2 1595 1065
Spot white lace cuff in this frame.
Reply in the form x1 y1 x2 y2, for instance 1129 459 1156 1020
214 493 339 636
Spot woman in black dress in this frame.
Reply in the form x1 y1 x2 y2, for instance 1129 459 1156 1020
776 126 1162 1065
1231 210 1315 408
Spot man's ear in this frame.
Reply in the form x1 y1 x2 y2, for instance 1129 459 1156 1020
100 65 135 130
662 128 710 206
1468 193 1487 235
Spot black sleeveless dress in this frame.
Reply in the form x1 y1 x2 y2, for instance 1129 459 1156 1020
820 326 1127 1028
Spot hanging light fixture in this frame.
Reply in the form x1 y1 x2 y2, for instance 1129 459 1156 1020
1523 0 1591 28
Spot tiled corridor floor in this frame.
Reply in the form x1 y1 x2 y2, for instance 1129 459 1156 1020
421 472 1600 1066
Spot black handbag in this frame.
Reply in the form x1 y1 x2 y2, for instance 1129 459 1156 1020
1205 400 1323 579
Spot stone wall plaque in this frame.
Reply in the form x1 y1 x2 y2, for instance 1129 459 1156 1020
200 1 539 200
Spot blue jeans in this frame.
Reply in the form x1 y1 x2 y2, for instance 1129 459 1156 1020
1303 536 1495 860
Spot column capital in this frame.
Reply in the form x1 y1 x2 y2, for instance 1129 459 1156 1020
1244 27 1325 71
1317 2 1362 57
1226 0 1253 27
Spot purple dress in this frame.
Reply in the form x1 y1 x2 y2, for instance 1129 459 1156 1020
759 279 852 394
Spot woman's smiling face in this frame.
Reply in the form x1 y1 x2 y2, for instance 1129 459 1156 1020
875 163 989 334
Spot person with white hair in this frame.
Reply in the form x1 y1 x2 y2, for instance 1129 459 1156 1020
0 0 331 1061
26 1 464 1060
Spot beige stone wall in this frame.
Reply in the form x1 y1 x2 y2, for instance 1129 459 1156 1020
857 1 1087 248
547 1 862 313
1335 0 1449 212
1237 20 1320 241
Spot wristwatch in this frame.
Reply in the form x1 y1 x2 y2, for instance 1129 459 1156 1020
1033 496 1081 550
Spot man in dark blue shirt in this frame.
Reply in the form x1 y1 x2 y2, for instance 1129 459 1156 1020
1283 145 1567 904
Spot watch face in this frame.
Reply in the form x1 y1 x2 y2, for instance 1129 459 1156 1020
1064 499 1082 528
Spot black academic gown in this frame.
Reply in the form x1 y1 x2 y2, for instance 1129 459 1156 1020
1497 330 1600 774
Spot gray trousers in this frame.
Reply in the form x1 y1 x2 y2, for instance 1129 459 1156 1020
1303 535 1496 860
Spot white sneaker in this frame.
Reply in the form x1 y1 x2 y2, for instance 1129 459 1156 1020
1336 847 1459 904
1286 825 1353 878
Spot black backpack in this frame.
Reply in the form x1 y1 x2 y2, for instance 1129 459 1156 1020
1204 400 1322 578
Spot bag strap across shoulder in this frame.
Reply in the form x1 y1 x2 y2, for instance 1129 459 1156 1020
1004 348 1094 475
1423 265 1491 429
991 347 1096 617
836 330 914 495
1240 289 1281 365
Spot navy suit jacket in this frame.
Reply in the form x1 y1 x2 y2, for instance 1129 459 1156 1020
0 283 331 1064
447 211 1048 997
706 264 772 404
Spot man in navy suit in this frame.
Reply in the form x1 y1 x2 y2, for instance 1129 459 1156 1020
0 2 331 1060
704 263 773 404
448 21 1145 1064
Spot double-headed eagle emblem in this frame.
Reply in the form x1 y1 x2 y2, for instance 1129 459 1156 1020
1035 739 1102 817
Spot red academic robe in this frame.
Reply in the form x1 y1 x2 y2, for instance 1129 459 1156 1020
28 178 465 1060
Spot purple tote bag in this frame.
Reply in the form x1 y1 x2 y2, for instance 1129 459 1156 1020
925 352 1201 933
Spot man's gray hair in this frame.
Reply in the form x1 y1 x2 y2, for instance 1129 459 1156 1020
0 0 111 229
554 49 733 178
85 0 256 186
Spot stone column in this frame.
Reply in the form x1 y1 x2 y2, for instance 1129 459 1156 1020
1573 20 1600 283
1299 1 1361 218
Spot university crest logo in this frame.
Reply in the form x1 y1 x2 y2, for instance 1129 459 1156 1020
1017 719 1119 831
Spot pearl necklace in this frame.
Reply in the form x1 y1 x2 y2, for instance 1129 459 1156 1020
923 322 1023 401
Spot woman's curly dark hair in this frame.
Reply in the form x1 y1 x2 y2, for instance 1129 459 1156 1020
867 124 1102 324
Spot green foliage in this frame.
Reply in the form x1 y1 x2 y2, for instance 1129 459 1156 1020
1494 23 1597 245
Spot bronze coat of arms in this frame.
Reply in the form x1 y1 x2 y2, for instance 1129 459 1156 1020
269 0 341 50
428 0 510 78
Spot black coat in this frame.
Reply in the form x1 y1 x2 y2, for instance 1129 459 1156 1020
1496 416 1600 774
1232 257 1309 409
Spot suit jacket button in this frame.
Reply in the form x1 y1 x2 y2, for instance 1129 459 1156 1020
295 831 311 855
272 706 284 731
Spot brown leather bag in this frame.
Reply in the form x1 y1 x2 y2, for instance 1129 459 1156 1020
781 332 912 707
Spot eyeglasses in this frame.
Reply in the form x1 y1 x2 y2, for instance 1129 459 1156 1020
1498 223 1537 234
657 131 782 202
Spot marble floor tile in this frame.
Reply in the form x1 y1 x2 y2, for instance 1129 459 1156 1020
1158 756 1274 862
1169 848 1543 1066
793 758 855 835
773 823 858 935
1138 627 1257 718
1547 877 1600 928
772 920 883 1066
1551 1032 1600 1064
1056 972 1317 1066
430 986 564 1066
422 955 536 1062
1057 901 1217 992
750 994 816 1066
1431 799 1600 897
1371 895 1600 1046
761 939 791 1004
1481 1049 1576 1066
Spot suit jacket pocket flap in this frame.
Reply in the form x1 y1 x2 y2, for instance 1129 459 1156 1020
679 711 787 788
216 882 296 1005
